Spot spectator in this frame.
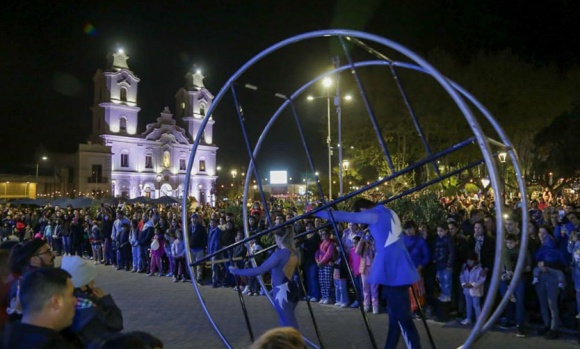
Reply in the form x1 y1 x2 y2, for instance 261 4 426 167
249 327 304 349
315 229 336 305
148 228 166 277
297 220 320 302
403 220 429 317
348 236 363 308
189 214 208 284
171 229 188 283
498 233 531 337
61 255 123 346
434 223 454 303
459 251 486 325
2 268 78 349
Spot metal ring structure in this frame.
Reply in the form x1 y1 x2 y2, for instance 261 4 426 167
181 29 528 349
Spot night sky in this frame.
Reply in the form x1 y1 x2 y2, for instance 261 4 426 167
2 0 580 176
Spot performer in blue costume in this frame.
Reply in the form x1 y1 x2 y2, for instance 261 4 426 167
316 198 422 349
229 226 300 329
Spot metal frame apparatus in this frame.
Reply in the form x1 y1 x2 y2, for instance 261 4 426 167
181 29 528 349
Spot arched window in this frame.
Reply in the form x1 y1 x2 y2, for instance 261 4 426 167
119 117 127 133
120 149 129 168
163 151 171 168
199 156 206 172
200 104 205 116
120 87 127 102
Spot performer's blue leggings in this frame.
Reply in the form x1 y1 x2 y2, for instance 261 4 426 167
384 285 421 349
274 295 299 329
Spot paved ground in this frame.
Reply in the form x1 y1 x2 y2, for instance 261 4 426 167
92 263 579 349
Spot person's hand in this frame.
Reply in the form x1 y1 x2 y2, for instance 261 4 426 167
91 287 107 299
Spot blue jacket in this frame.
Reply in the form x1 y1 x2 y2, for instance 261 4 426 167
434 234 455 271
207 226 223 255
567 241 580 288
535 235 564 267
404 235 430 269
554 222 578 264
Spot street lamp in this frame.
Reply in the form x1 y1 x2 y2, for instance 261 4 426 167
342 160 350 195
35 156 48 196
498 152 507 201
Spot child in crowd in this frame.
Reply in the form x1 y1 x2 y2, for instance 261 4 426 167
459 251 486 325
348 236 363 308
171 228 188 282
357 231 379 314
333 245 349 308
434 223 455 303
148 228 165 276
90 224 103 265
164 231 175 277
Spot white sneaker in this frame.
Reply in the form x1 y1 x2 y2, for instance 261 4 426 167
334 302 342 306
372 306 379 314
340 303 349 308
364 305 371 313
532 277 538 285
576 313 580 319
460 318 471 325
242 287 251 295
310 297 318 302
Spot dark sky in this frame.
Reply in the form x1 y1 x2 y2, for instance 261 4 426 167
2 0 580 176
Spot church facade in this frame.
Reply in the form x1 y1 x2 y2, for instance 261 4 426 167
85 50 218 203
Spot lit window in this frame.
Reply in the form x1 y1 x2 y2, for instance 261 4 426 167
199 160 206 172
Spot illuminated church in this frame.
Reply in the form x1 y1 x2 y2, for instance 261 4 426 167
85 50 218 202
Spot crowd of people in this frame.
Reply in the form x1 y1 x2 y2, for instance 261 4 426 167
0 187 578 347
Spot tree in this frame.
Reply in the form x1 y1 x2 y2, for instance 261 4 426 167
532 108 580 191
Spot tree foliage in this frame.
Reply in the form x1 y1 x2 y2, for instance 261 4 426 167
532 108 580 190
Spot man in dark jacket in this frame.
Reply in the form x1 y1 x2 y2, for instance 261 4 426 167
137 214 154 273
3 268 78 349
189 214 207 284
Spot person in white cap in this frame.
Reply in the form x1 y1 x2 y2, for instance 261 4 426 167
60 255 123 346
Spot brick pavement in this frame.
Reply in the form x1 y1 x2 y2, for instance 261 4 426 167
93 263 579 349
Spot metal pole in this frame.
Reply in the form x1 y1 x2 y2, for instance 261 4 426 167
334 56 343 197
327 93 332 200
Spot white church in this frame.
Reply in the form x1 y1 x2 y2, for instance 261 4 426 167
73 49 218 203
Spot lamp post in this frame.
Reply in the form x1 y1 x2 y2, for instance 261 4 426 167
35 156 48 196
111 179 116 197
342 159 349 195
156 175 162 198
498 152 507 202
322 77 333 200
